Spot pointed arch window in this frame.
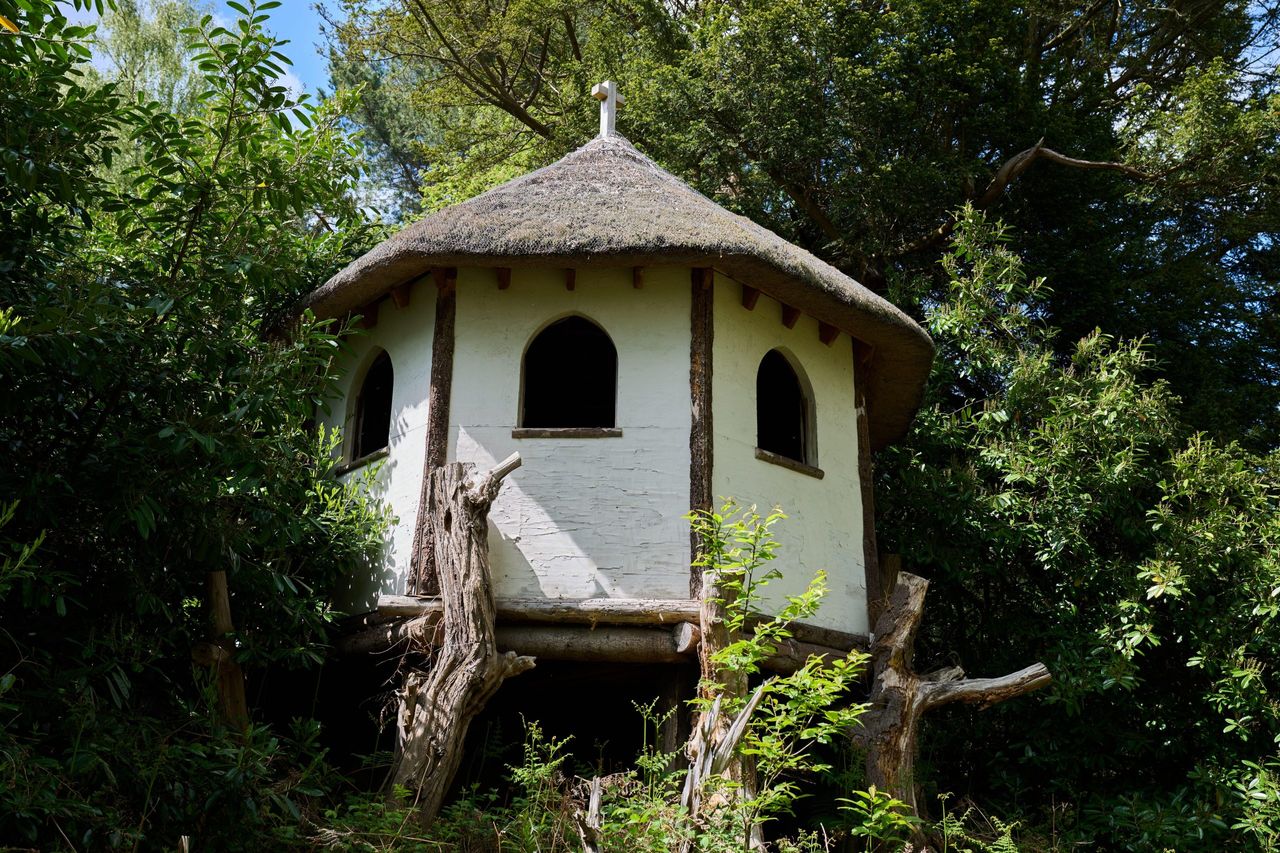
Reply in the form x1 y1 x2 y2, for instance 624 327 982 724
353 350 394 459
756 349 814 468
520 316 618 430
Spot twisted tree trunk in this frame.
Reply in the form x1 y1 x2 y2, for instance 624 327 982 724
390 453 535 821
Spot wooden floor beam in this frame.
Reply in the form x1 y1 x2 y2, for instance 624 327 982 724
373 595 867 652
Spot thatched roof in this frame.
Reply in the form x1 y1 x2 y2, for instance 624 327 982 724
303 135 933 449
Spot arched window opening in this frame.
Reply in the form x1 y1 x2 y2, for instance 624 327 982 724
354 350 394 459
756 349 811 464
521 316 617 428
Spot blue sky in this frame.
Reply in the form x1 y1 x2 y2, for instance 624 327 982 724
261 1 331 94
64 0 334 95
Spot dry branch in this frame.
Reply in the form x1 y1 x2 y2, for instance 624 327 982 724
573 777 603 853
391 453 535 821
894 140 1152 257
859 572 1051 817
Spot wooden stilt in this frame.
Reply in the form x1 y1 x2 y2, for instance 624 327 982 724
409 269 457 595
857 572 1051 819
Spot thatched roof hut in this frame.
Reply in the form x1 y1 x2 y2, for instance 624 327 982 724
303 134 932 448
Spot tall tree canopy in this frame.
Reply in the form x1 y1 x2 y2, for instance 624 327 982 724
325 0 1280 448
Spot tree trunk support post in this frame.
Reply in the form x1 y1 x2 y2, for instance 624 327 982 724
858 572 1051 818
391 453 535 821
409 267 457 596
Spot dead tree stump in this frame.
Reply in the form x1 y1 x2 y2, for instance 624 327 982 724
390 453 534 821
859 572 1051 817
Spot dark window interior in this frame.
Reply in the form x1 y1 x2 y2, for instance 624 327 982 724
522 317 617 428
354 350 393 458
756 349 808 463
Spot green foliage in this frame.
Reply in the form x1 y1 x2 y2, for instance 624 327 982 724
326 0 1280 448
0 0 389 845
880 207 1280 848
935 797 1022 853
688 503 869 844
1233 756 1280 850
840 785 921 851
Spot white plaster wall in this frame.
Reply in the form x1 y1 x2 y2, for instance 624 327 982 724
450 266 693 601
316 286 436 611
711 276 867 635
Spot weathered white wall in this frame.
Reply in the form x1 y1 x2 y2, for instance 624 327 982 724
323 265 867 634
318 286 436 611
711 275 867 635
450 266 693 601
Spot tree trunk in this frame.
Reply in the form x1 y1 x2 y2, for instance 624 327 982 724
859 572 1051 818
197 570 249 732
390 453 534 822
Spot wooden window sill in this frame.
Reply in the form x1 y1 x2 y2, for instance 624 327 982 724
754 447 824 479
333 447 389 476
512 427 623 439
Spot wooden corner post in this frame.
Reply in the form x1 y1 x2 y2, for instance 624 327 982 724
853 341 885 628
409 267 458 596
689 267 714 598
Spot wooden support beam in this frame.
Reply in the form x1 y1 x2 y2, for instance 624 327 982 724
337 613 441 656
390 282 412 309
371 595 867 653
408 268 457 596
496 267 511 290
781 304 801 329
673 621 701 654
379 595 698 623
819 321 839 346
345 612 848 674
854 350 882 628
431 267 457 290
632 266 644 289
689 268 715 597
741 284 760 311
357 300 379 329
565 268 576 291
496 625 688 663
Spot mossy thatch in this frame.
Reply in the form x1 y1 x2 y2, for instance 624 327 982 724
303 135 933 448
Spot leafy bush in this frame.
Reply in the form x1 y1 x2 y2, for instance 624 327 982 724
881 207 1280 847
0 0 388 845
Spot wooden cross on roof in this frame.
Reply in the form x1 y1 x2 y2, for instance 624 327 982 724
591 80 625 138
